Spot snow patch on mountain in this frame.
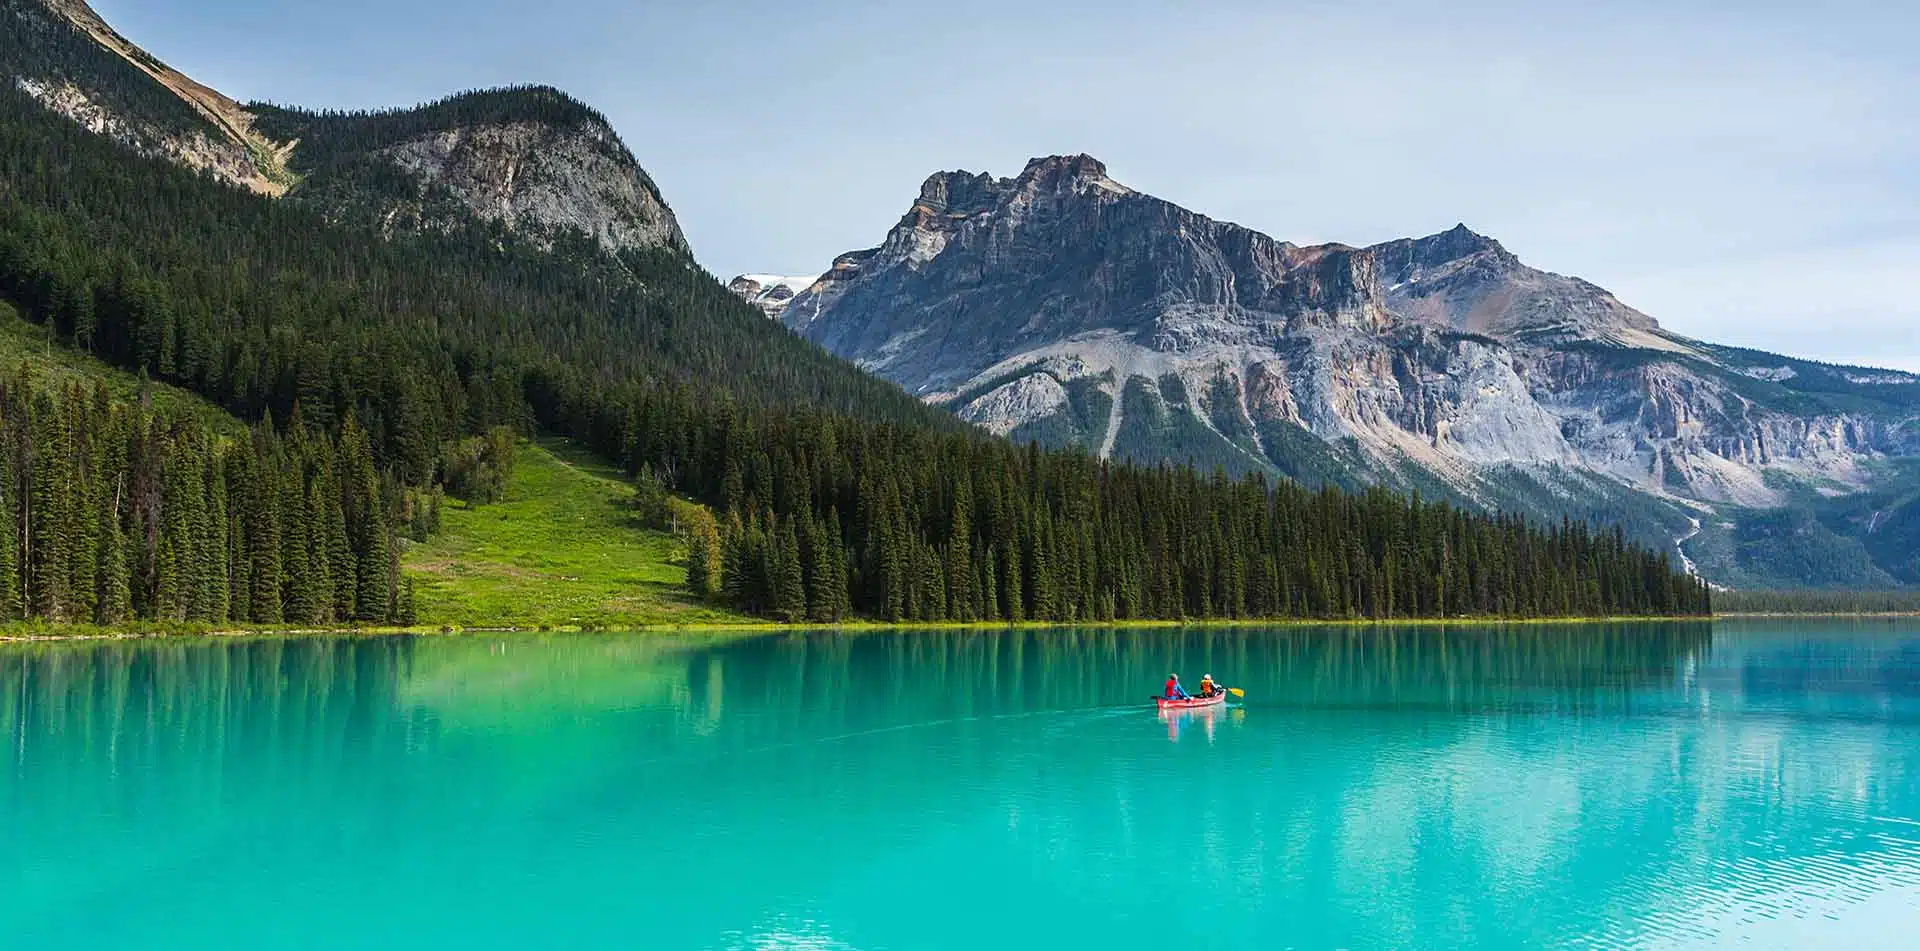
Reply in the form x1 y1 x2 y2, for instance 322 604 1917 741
728 274 821 319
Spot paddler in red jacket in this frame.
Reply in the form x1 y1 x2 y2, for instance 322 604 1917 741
1165 674 1192 701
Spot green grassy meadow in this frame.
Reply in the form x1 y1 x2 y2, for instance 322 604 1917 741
402 438 752 629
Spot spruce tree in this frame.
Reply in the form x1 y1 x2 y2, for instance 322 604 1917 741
280 461 320 623
946 493 972 622
94 478 129 624
395 574 418 626
202 452 230 622
303 479 334 623
324 478 355 621
0 422 18 621
340 419 390 621
774 520 806 623
64 392 99 622
720 512 751 609
28 391 73 621
683 506 722 600
225 451 251 619
806 513 845 623
245 453 283 624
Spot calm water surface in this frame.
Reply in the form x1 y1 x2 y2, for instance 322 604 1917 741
4 621 1918 949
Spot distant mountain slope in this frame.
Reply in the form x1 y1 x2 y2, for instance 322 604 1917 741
2 0 685 254
252 88 689 255
1 0 293 192
727 274 819 319
744 155 1920 589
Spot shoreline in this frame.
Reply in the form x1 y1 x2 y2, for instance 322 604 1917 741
1712 611 1920 620
0 614 1729 643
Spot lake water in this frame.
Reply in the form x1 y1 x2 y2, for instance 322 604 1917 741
4 621 1918 949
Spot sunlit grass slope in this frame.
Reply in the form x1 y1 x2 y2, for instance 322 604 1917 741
403 438 751 629
0 303 244 432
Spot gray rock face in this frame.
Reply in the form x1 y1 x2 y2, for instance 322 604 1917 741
1372 225 1661 343
758 154 1920 588
376 116 688 255
780 155 1388 394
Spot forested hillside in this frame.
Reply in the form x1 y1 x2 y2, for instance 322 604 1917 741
0 60 1708 626
595 394 1711 622
0 319 423 626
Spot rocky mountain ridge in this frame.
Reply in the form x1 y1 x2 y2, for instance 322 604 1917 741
5 0 294 193
3 0 686 254
727 274 819 318
740 155 1920 588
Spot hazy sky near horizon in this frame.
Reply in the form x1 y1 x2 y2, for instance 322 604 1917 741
92 0 1919 370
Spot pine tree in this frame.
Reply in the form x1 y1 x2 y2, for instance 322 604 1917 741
201 446 230 622
682 506 722 600
225 451 251 620
94 477 129 624
395 574 418 626
245 449 283 624
303 478 333 623
807 512 847 623
999 542 1022 624
340 418 390 621
773 520 806 623
324 478 355 621
280 460 321 623
355 507 392 622
721 512 754 609
27 391 73 621
946 492 972 622
64 392 99 622
0 418 18 621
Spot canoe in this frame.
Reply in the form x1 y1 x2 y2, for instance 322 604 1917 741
1155 691 1227 711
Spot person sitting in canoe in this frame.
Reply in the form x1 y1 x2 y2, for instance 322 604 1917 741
1165 673 1192 701
1199 674 1217 698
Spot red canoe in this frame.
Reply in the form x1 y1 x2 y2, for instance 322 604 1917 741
1155 691 1227 711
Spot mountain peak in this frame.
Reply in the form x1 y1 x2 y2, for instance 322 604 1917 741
14 0 296 194
1368 226 1659 341
1012 154 1129 197
1019 153 1108 179
727 273 819 319
1417 223 1509 262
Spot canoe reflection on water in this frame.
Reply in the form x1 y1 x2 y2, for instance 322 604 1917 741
1160 703 1244 743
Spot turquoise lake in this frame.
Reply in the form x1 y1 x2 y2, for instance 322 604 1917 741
4 621 1918 948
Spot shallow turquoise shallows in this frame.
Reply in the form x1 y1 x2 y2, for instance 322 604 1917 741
5 621 1920 949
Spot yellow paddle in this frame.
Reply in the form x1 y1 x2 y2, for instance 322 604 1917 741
1227 687 1245 698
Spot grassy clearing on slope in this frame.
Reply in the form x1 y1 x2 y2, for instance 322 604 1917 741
403 438 753 629
0 303 245 432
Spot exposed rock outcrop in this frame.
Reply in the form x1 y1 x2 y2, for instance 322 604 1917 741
355 108 689 254
6 0 294 194
727 274 820 319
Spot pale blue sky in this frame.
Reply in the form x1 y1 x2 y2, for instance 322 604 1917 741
94 0 1918 370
